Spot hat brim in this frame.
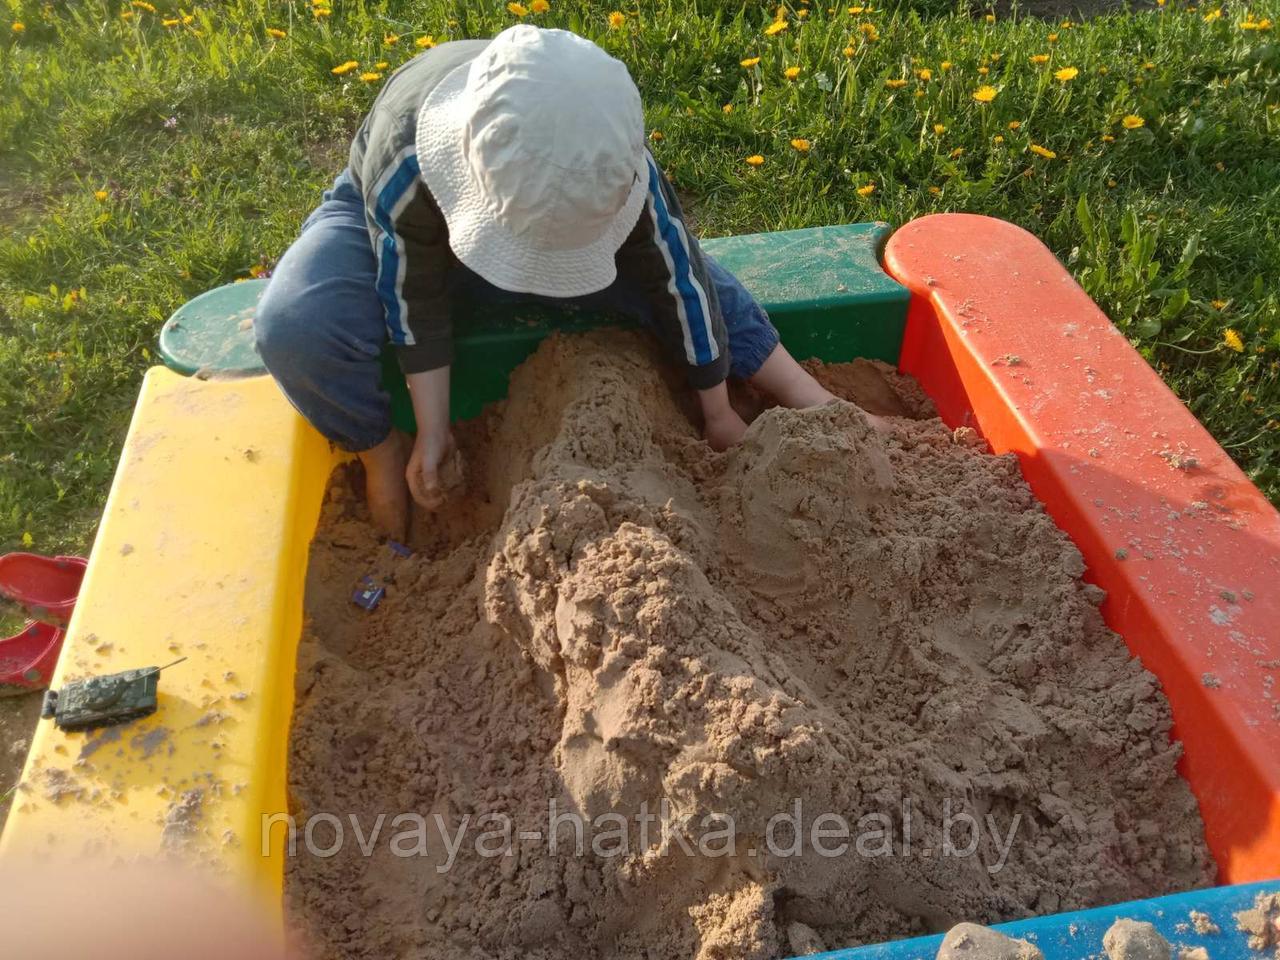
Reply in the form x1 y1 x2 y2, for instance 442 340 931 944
415 62 648 298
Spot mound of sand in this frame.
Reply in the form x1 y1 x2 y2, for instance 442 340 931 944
288 330 1212 960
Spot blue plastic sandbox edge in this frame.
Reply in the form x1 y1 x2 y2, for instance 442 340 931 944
798 880 1279 960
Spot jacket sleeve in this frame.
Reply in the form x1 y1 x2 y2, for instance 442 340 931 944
615 154 730 390
362 147 454 375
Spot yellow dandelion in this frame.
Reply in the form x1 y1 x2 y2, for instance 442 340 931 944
856 182 876 197
985 13 996 23
917 67 932 80
1240 15 1272 29
1107 178 1117 187
608 10 626 29
791 138 811 152
785 65 802 79
650 130 664 141
508 2 528 15
1098 65 1109 75
384 33 399 45
765 19 789 35
722 103 734 113
266 27 287 38
949 147 965 158
1030 143 1057 158
978 66 989 75
1008 120 1021 129
1055 66 1079 81
131 0 156 11
843 45 855 57
928 185 942 195
990 52 1003 60
1143 61 1155 70
745 154 765 166
972 84 998 103
994 134 1005 143
181 14 194 24
416 35 436 48
1030 53 1050 64
848 5 865 12
886 78 908 89
1101 133 1115 142
531 0 550 11
1122 114 1144 129
741 56 761 67
940 60 953 71
375 60 388 69
94 189 109 201
1203 7 1222 20
1211 299 1228 310
313 7 331 17
1048 32 1059 41
1223 328 1244 353
859 22 879 39
331 60 360 75
797 8 810 18
120 10 134 18
934 123 946 134
11 20 25 32
359 72 383 82
162 18 179 27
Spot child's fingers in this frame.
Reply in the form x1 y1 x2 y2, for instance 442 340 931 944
408 461 445 510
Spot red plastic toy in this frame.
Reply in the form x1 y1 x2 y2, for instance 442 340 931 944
0 552 87 691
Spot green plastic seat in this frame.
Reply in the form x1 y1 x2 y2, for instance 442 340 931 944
159 223 909 434
158 279 269 377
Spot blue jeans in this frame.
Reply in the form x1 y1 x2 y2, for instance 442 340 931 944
256 171 780 451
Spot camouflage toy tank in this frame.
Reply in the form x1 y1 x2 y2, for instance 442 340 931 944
41 665 163 731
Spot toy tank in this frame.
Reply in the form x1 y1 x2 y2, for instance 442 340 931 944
41 666 161 731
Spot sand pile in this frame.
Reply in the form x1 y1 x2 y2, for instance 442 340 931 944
287 330 1212 960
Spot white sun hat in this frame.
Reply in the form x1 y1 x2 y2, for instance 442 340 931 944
415 26 649 297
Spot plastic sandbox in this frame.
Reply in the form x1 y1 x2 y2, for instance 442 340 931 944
1 215 1277 959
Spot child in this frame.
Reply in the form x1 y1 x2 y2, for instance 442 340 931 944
255 25 839 540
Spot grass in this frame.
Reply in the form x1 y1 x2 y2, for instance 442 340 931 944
0 0 1277 556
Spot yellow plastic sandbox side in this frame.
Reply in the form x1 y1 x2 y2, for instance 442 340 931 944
0 367 335 922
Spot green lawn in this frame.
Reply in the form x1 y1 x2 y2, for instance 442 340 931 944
1 0 1277 555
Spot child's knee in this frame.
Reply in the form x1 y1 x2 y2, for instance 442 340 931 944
253 288 311 368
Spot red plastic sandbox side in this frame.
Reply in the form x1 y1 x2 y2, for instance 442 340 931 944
883 213 1280 884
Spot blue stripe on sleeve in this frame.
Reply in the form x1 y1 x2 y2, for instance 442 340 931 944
645 158 717 366
371 151 422 346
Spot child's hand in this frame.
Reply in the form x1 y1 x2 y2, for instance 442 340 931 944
406 428 459 510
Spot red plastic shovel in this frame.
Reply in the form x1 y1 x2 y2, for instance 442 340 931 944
0 553 87 626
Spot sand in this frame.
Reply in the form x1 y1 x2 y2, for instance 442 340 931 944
286 329 1213 960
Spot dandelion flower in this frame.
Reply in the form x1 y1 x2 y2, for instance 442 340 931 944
1047 32 1059 41
1008 119 1021 129
131 0 156 10
359 71 383 82
181 14 194 24
928 185 941 194
331 60 359 75
1211 299 1228 310
1203 7 1222 20
843 45 855 57
650 130 664 141
740 56 761 67
791 138 811 151
940 60 953 70
531 0 550 11
313 7 331 17
120 10 134 18
745 154 765 166
608 10 626 29
985 12 996 22
1143 61 1155 70
11 21 24 32
857 182 876 196
162 17 179 27
765 19 789 35
508 2 528 16
784 65 802 79
949 146 965 158
848 5 865 12
1054 66 1079 81
94 190 109 201
994 134 1005 143
1030 53 1050 64
1122 114 1144 128
917 67 932 80
978 66 989 75
859 22 878 39
972 84 998 103
797 9 810 18
375 60 388 69
886 78 907 88
1223 328 1244 352
1098 65 1109 74
1101 133 1115 142
384 33 399 45
1240 15 1272 29
933 123 946 134
1030 143 1057 158
416 35 436 48
266 26 286 38
722 103 734 113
